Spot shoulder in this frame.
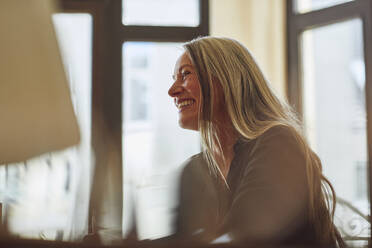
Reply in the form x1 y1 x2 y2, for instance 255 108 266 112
258 125 299 145
238 125 307 178
249 125 302 156
235 125 301 157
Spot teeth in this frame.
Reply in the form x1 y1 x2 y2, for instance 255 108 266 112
177 100 194 108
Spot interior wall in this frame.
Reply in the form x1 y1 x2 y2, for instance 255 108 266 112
210 0 287 100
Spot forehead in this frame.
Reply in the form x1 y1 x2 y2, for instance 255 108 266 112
174 52 193 70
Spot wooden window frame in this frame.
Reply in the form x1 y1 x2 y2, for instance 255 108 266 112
286 0 372 244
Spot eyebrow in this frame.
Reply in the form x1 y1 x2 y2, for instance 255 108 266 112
178 64 194 72
172 64 194 80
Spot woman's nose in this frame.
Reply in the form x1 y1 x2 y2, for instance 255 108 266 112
168 82 183 97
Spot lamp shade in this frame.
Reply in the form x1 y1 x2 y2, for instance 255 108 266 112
0 0 80 164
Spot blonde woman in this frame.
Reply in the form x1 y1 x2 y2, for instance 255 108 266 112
168 36 344 247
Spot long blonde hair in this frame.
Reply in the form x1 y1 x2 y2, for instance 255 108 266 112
183 36 344 247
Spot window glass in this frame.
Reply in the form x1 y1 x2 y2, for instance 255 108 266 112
122 0 199 27
1 13 92 240
295 0 353 13
122 42 200 239
301 18 369 245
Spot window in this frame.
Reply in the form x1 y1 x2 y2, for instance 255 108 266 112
287 0 372 245
356 161 368 200
295 0 354 13
122 0 200 26
119 1 209 239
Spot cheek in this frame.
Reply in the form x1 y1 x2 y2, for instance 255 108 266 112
193 88 201 103
187 80 201 101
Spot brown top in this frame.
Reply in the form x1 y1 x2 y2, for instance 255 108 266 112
175 126 329 246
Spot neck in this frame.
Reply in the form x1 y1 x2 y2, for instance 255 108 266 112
212 120 239 179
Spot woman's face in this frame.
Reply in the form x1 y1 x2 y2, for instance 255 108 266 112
168 52 201 131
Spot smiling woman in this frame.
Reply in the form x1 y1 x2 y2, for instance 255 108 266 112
168 36 346 247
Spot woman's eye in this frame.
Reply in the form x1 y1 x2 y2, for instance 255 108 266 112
181 71 191 80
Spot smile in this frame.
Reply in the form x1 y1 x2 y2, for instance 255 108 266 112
176 99 195 111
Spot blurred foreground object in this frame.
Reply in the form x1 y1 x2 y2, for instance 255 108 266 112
0 0 80 165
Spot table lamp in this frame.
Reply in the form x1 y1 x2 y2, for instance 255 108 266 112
0 0 80 165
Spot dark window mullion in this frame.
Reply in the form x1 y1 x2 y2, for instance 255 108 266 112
287 0 302 114
119 26 205 42
199 0 209 35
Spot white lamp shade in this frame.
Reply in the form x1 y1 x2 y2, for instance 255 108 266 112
0 0 80 164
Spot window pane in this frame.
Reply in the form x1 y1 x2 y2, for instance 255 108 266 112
122 0 199 27
301 18 369 245
122 42 200 239
2 14 93 240
296 0 353 13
